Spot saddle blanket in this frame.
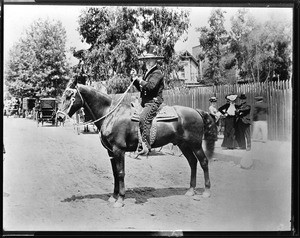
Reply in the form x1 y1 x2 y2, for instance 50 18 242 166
131 105 178 122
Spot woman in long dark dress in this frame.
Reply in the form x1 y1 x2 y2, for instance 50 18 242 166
218 94 238 149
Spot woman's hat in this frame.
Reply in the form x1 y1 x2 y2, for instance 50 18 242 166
239 94 247 100
138 45 164 60
209 96 217 102
226 94 238 102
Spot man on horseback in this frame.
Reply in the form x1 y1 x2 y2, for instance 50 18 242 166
130 45 164 155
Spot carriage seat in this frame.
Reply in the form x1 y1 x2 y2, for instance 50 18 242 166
131 103 178 122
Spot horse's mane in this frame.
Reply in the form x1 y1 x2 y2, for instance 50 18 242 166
67 77 130 110
78 84 112 102
65 77 110 100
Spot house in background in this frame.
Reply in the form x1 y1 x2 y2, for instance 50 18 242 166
178 50 201 87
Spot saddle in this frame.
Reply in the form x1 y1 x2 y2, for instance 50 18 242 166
131 103 178 146
131 103 178 122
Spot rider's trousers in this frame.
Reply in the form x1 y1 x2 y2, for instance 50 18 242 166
139 101 161 149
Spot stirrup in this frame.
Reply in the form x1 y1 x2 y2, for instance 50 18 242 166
137 141 149 155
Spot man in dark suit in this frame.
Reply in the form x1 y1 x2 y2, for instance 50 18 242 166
131 45 164 155
236 93 251 150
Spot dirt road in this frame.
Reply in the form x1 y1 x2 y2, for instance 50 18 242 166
3 117 292 231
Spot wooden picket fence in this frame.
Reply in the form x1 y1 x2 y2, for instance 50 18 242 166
111 80 292 141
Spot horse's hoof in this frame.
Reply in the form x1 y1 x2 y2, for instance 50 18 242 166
108 196 117 203
202 190 211 198
185 188 195 196
113 201 124 208
193 195 201 201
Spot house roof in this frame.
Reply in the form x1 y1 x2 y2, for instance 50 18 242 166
180 50 199 66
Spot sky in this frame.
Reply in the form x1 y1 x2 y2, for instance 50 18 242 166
3 5 293 67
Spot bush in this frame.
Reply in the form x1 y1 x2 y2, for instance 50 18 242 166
106 75 135 94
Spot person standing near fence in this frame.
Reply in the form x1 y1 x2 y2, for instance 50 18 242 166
218 94 238 149
208 96 222 134
235 93 251 150
209 96 220 122
252 96 268 143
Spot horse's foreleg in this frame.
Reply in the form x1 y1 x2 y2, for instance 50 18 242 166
108 158 119 203
178 144 198 196
113 153 126 208
193 148 211 198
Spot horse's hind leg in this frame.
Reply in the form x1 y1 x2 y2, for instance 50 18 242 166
193 147 211 198
178 143 198 196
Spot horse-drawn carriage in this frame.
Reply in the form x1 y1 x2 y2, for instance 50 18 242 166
36 98 58 127
22 97 36 118
5 101 20 117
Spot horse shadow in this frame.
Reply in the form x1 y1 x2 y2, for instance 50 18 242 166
61 187 205 204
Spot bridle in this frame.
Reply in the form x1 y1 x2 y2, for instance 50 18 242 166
57 86 96 124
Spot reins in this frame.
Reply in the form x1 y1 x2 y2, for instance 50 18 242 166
61 80 136 127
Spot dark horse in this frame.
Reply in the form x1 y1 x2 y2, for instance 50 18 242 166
57 78 217 208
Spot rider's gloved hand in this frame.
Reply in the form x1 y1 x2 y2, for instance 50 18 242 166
130 69 142 83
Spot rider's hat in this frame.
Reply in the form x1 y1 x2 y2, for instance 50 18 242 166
138 45 164 60
209 96 217 102
239 93 247 100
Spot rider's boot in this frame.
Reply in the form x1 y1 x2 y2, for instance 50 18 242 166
137 140 149 155
136 127 151 156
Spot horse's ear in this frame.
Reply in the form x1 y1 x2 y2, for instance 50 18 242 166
66 76 77 89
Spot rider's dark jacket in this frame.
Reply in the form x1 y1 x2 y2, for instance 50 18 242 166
133 65 164 107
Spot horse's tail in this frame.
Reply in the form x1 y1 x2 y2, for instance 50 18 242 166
196 109 218 159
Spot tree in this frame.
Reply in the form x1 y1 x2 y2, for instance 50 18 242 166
78 7 141 82
227 9 252 81
137 7 190 79
259 16 292 81
196 9 229 85
77 6 190 93
5 19 70 98
228 9 292 82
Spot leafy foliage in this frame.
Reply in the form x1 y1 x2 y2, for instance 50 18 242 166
106 75 132 94
228 9 292 82
5 19 70 98
77 6 190 92
197 8 292 85
196 9 229 85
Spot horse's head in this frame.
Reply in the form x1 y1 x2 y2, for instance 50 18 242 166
57 78 83 121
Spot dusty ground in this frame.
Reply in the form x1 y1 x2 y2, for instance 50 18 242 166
3 116 292 232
